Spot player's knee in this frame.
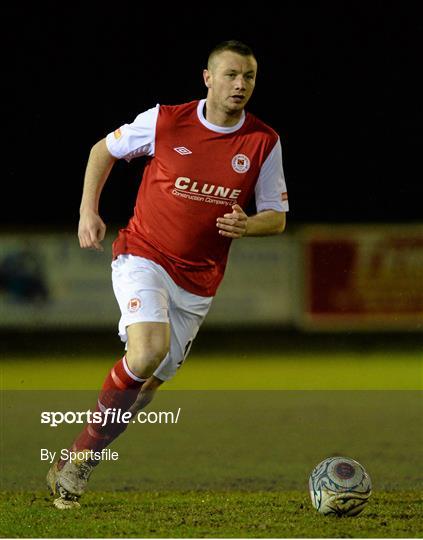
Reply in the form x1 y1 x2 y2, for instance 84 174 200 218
126 345 168 378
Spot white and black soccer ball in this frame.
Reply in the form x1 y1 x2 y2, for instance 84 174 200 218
309 456 372 516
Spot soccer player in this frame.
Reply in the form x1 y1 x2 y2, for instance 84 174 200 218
47 40 289 509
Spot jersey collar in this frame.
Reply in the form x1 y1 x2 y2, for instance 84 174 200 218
197 99 246 133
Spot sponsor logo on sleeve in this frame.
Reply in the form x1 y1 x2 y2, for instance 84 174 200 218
281 192 288 201
114 128 122 140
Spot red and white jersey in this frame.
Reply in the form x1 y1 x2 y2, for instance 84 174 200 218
106 99 289 296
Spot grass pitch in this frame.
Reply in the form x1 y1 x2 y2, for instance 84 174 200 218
1 490 422 538
2 350 422 390
1 350 422 537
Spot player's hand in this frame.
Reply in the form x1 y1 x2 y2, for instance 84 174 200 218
78 209 106 251
216 204 248 239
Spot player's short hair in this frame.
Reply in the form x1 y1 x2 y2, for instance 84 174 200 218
207 40 256 70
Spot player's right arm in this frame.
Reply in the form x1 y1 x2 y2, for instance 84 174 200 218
78 105 158 250
78 138 117 251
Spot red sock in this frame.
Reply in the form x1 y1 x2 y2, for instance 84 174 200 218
59 356 145 468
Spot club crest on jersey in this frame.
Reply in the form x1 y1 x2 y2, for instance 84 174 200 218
232 154 250 173
127 298 141 313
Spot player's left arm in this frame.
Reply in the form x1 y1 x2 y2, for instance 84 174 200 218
216 205 285 238
245 208 286 236
216 136 288 238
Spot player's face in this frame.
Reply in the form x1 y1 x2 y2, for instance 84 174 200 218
204 51 257 114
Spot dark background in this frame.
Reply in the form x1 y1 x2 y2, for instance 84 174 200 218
4 3 421 228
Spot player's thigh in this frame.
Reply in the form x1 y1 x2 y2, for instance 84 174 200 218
154 292 213 381
126 321 170 360
112 255 170 344
172 290 213 364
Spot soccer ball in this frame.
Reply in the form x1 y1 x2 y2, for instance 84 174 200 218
309 456 372 516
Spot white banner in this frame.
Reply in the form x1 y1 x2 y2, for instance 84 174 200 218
0 232 296 328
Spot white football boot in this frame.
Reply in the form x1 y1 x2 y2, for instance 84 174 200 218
46 450 95 509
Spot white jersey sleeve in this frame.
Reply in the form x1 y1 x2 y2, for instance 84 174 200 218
105 104 160 162
255 138 289 213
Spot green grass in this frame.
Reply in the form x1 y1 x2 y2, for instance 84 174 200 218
1 352 422 537
1 490 422 538
2 351 422 390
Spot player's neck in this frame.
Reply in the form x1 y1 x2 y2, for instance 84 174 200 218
204 100 243 127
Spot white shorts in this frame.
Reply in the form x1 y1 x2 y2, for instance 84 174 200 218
111 255 213 381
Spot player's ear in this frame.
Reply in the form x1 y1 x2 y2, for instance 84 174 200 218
203 69 212 88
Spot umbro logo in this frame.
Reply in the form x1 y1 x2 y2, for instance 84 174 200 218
173 146 192 155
